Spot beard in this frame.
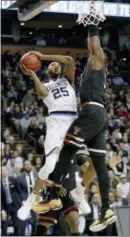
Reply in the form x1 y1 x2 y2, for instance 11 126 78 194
49 71 60 79
24 169 31 173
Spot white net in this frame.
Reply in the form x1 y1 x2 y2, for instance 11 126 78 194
76 0 106 27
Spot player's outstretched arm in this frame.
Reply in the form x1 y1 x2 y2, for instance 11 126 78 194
20 65 48 98
88 25 105 67
29 51 75 83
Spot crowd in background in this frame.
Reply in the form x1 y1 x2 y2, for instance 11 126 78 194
1 50 130 236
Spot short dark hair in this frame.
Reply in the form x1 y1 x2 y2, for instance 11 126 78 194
103 48 112 63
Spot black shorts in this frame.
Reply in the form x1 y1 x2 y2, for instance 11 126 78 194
64 104 108 156
38 194 78 225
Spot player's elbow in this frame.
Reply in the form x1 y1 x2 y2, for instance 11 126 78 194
37 88 48 98
65 56 74 65
94 48 105 64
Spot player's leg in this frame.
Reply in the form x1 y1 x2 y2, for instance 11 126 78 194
17 116 71 220
62 194 80 235
70 155 96 209
17 148 61 221
87 130 117 232
80 157 96 190
52 106 107 189
35 208 60 236
70 152 92 214
50 118 86 199
65 211 79 235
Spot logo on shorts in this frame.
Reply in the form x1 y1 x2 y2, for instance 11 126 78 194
73 126 81 135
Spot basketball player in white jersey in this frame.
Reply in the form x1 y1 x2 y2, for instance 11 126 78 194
17 51 81 221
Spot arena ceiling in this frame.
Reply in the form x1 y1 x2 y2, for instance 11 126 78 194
2 8 129 33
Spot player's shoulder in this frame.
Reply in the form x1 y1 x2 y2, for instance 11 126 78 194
61 75 72 85
44 80 53 87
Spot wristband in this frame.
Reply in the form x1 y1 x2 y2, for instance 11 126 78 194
88 25 99 37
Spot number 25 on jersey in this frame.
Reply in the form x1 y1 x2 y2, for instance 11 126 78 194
52 86 69 99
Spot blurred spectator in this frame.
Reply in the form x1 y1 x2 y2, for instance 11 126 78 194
15 161 37 235
108 170 120 190
27 151 35 163
3 129 11 143
7 86 18 100
16 75 27 91
6 150 23 176
27 119 41 139
13 167 21 178
113 158 127 176
34 156 42 172
109 191 116 208
35 112 45 125
23 89 35 106
20 113 31 139
112 74 124 85
88 183 98 202
20 102 28 114
15 161 37 202
11 105 24 132
15 143 25 158
117 173 130 200
1 166 21 236
113 188 123 207
7 136 15 150
85 194 101 235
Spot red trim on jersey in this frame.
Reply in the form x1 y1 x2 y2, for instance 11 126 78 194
64 139 71 143
64 205 78 214
66 133 77 139
38 216 56 222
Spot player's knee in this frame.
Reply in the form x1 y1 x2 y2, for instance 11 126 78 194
75 153 89 167
38 158 57 180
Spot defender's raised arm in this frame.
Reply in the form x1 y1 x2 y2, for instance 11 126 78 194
88 25 105 65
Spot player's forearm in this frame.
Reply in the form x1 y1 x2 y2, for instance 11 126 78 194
88 25 104 62
41 54 74 65
32 73 48 97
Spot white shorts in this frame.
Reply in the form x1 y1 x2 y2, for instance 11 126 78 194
38 114 77 180
44 114 77 157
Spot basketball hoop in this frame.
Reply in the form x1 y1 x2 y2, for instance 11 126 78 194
76 0 106 27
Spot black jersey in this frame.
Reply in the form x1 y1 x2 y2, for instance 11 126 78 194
80 62 106 105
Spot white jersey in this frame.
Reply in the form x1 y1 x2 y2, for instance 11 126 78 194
43 77 77 113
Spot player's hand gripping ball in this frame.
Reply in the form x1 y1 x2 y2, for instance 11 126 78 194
20 52 41 72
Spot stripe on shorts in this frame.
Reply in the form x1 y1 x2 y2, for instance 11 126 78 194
45 146 58 158
64 139 86 148
66 133 84 142
65 133 84 147
88 148 107 154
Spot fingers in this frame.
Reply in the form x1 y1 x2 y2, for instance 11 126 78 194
19 64 28 75
58 187 67 197
29 51 43 59
20 63 34 76
22 64 28 70
29 51 35 54
53 183 67 197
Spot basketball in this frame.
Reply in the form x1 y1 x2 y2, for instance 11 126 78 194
20 53 41 72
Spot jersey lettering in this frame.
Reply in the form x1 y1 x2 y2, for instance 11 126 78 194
52 86 69 99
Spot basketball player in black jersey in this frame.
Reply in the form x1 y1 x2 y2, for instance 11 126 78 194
30 25 117 232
